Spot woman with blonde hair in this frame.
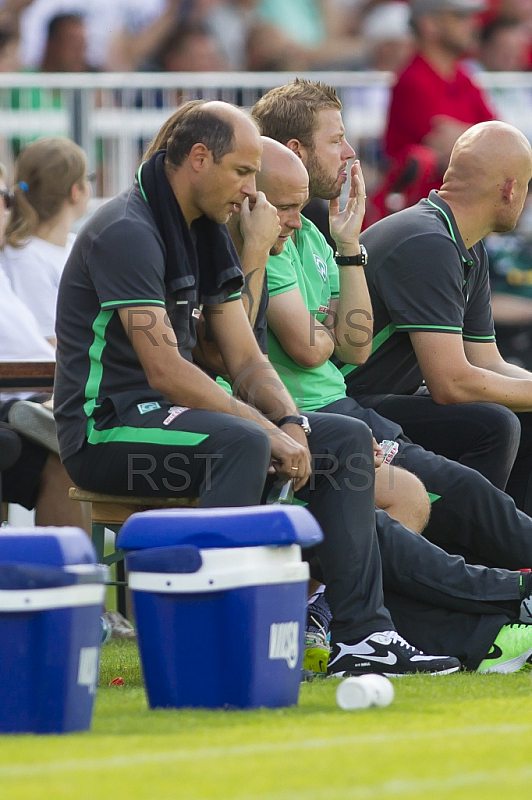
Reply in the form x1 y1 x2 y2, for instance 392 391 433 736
2 136 92 345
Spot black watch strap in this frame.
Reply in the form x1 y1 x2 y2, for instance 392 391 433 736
277 415 311 435
278 415 304 427
335 244 367 266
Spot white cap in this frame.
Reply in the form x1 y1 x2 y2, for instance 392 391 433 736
363 2 411 42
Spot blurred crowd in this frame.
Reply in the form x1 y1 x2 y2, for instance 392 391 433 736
0 0 528 75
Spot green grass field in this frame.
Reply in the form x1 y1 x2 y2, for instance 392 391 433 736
2 640 532 800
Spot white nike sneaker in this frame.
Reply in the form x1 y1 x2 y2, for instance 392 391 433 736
327 631 461 677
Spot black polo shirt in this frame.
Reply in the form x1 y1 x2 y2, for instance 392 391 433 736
338 191 495 396
54 184 241 461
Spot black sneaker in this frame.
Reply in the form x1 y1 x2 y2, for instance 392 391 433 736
327 630 461 677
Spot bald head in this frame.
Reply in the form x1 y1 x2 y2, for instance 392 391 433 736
440 121 532 234
255 137 309 255
257 137 308 194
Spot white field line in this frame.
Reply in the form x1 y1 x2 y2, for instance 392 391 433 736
242 765 532 800
0 723 530 780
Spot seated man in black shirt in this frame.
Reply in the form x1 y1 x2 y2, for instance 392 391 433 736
338 121 532 517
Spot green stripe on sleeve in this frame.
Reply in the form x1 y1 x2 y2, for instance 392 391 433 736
268 281 298 297
100 299 166 308
462 334 496 341
395 324 462 332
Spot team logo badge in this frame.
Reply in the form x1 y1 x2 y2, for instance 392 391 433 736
137 401 161 415
313 254 328 281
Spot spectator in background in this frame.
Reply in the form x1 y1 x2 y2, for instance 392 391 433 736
477 15 529 70
0 21 20 69
366 0 495 226
358 1 414 72
251 0 364 69
39 12 94 72
8 0 166 71
204 0 259 70
1 136 91 345
151 21 227 71
0 159 89 530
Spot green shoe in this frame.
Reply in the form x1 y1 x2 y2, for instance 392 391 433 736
303 630 330 674
477 622 532 674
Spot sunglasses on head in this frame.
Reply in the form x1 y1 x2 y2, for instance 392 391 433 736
0 189 13 209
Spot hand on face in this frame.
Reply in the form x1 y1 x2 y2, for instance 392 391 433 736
238 191 281 253
328 160 366 255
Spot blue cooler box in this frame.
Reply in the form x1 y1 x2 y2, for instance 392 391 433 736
117 505 323 710
0 527 106 734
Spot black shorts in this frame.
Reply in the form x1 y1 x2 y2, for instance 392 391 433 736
0 402 49 510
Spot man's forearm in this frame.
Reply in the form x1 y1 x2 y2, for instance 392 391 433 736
487 360 532 381
228 354 298 421
430 366 532 411
150 357 279 433
240 241 268 326
332 266 373 364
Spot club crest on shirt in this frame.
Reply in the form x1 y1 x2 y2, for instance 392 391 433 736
137 401 161 415
313 254 328 281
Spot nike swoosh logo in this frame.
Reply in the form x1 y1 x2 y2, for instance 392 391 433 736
485 644 503 660
363 653 398 665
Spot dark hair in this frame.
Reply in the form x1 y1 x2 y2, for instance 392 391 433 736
480 16 521 46
252 78 341 149
0 24 18 53
155 22 212 67
162 103 236 168
47 13 84 39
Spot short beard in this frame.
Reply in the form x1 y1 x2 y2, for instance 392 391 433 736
270 240 286 256
306 149 342 201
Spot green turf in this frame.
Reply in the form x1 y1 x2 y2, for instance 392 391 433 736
2 640 532 800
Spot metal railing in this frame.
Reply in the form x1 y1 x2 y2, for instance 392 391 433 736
0 70 531 197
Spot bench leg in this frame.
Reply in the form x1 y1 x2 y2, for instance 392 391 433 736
92 522 106 562
92 522 129 620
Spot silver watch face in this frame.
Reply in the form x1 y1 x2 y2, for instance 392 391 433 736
300 415 311 435
360 244 368 266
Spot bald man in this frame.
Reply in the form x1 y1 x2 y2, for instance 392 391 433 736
336 121 532 516
245 138 431 534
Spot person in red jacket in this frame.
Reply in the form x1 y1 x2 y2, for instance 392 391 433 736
367 0 496 225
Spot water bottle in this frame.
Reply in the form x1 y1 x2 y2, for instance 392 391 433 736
266 479 294 504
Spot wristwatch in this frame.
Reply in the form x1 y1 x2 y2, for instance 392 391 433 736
334 244 368 266
277 414 312 436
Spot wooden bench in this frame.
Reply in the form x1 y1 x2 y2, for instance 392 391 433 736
68 488 199 617
0 361 55 392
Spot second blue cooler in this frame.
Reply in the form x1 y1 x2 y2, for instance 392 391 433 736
117 505 323 710
0 527 106 733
